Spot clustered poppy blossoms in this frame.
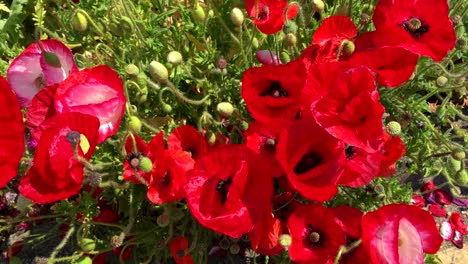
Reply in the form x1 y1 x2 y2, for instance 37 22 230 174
0 0 461 262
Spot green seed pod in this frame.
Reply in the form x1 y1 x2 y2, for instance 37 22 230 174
206 131 216 146
125 64 140 78
192 4 206 23
280 51 291 63
386 121 401 136
80 238 96 253
167 51 183 65
119 16 134 33
279 234 292 248
128 116 142 133
72 12 88 32
341 40 355 57
43 52 62 68
455 169 468 186
217 102 234 117
452 148 466 161
139 156 153 172
230 8 244 27
162 103 172 113
283 20 298 34
148 61 169 82
252 37 259 49
284 33 297 47
436 76 448 87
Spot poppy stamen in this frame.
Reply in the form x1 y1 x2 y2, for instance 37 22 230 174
216 178 233 205
261 81 288 98
294 152 322 174
399 17 429 39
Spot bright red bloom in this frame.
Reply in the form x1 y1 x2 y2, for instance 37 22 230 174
305 63 385 152
168 125 207 160
170 236 194 264
241 59 307 125
54 65 126 143
19 113 100 204
184 145 272 238
361 203 443 264
27 84 57 141
287 204 346 263
377 132 406 177
248 208 283 256
372 0 456 62
123 134 152 184
276 115 345 202
7 39 78 107
337 144 381 187
245 0 298 34
0 76 25 188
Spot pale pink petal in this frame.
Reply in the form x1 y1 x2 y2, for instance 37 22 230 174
39 39 78 85
398 218 424 264
439 220 455 241
255 50 282 65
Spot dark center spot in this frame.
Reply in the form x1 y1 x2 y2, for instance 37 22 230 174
161 171 171 186
307 225 321 244
257 6 269 21
127 152 142 168
264 138 276 151
294 152 322 174
345 145 355 159
360 116 367 123
399 17 429 40
216 178 233 205
176 249 186 258
260 81 288 98
184 147 196 159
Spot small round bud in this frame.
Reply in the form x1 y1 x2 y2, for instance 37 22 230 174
148 61 169 82
72 12 88 32
373 184 385 194
128 116 142 133
162 103 172 113
452 148 466 161
340 40 355 57
43 52 62 68
284 33 297 47
312 0 325 13
216 57 228 70
436 76 448 87
279 234 292 248
359 13 370 24
80 238 96 253
66 131 81 146
456 38 466 49
110 235 123 248
386 121 401 136
206 132 216 146
240 121 249 131
280 51 291 63
283 21 298 34
455 170 468 186
139 156 153 172
192 4 206 23
229 243 241 255
157 214 170 227
125 64 140 78
252 37 259 49
230 8 244 27
219 238 231 250
216 102 234 117
167 51 183 65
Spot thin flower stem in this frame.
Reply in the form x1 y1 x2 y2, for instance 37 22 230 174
163 79 210 106
49 225 75 263
76 9 105 36
333 246 346 264
207 0 240 45
141 121 161 133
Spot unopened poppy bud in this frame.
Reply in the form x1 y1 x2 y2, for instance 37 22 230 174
359 13 370 24
128 116 142 133
279 234 292 248
167 51 183 65
162 103 172 113
119 16 134 33
252 37 259 49
157 214 170 227
386 121 401 136
219 238 231 250
340 40 355 57
125 64 139 78
66 131 81 147
436 76 448 87
452 148 466 161
139 156 153 172
43 52 62 68
283 20 298 34
206 131 216 146
240 121 249 131
148 61 169 82
230 8 244 27
192 4 206 23
80 238 96 253
280 51 291 63
217 102 234 117
110 235 123 248
229 243 240 255
284 33 297 47
455 170 468 186
312 0 325 13
72 12 88 32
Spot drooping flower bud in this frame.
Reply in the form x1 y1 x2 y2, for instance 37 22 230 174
119 16 134 33
216 102 234 117
283 20 298 34
436 76 448 87
149 61 169 82
128 116 142 133
284 33 297 47
452 148 466 161
230 8 244 27
72 12 88 32
312 0 325 13
192 4 206 23
80 238 96 253
43 52 62 68
125 64 140 78
167 51 183 65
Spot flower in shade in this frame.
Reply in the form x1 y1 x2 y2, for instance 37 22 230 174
168 125 207 160
286 203 346 263
245 0 298 34
276 115 345 202
18 113 100 204
170 236 194 264
184 145 272 238
54 65 126 143
372 0 456 62
241 59 307 125
7 39 78 107
0 76 25 188
27 84 58 141
361 203 443 264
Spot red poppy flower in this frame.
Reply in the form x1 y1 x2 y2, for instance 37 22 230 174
245 0 298 34
27 84 57 141
276 115 345 202
184 145 272 238
170 236 194 264
337 144 381 187
248 208 283 256
361 203 443 264
449 212 468 235
244 121 285 177
0 76 25 188
241 59 307 125
18 112 100 204
377 132 406 177
287 203 346 263
54 65 126 143
7 39 78 107
305 63 385 152
123 134 153 184
168 125 207 160
372 0 456 62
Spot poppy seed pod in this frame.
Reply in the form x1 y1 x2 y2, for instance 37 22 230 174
385 121 401 136
216 102 234 117
139 156 153 173
230 8 244 27
167 51 183 65
192 4 206 23
128 116 142 133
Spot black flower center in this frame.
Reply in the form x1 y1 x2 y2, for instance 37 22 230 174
264 138 276 151
161 171 171 186
345 145 355 160
260 81 288 98
216 178 233 205
184 147 196 159
294 152 322 174
257 6 269 21
306 225 322 245
127 152 142 168
399 17 429 40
